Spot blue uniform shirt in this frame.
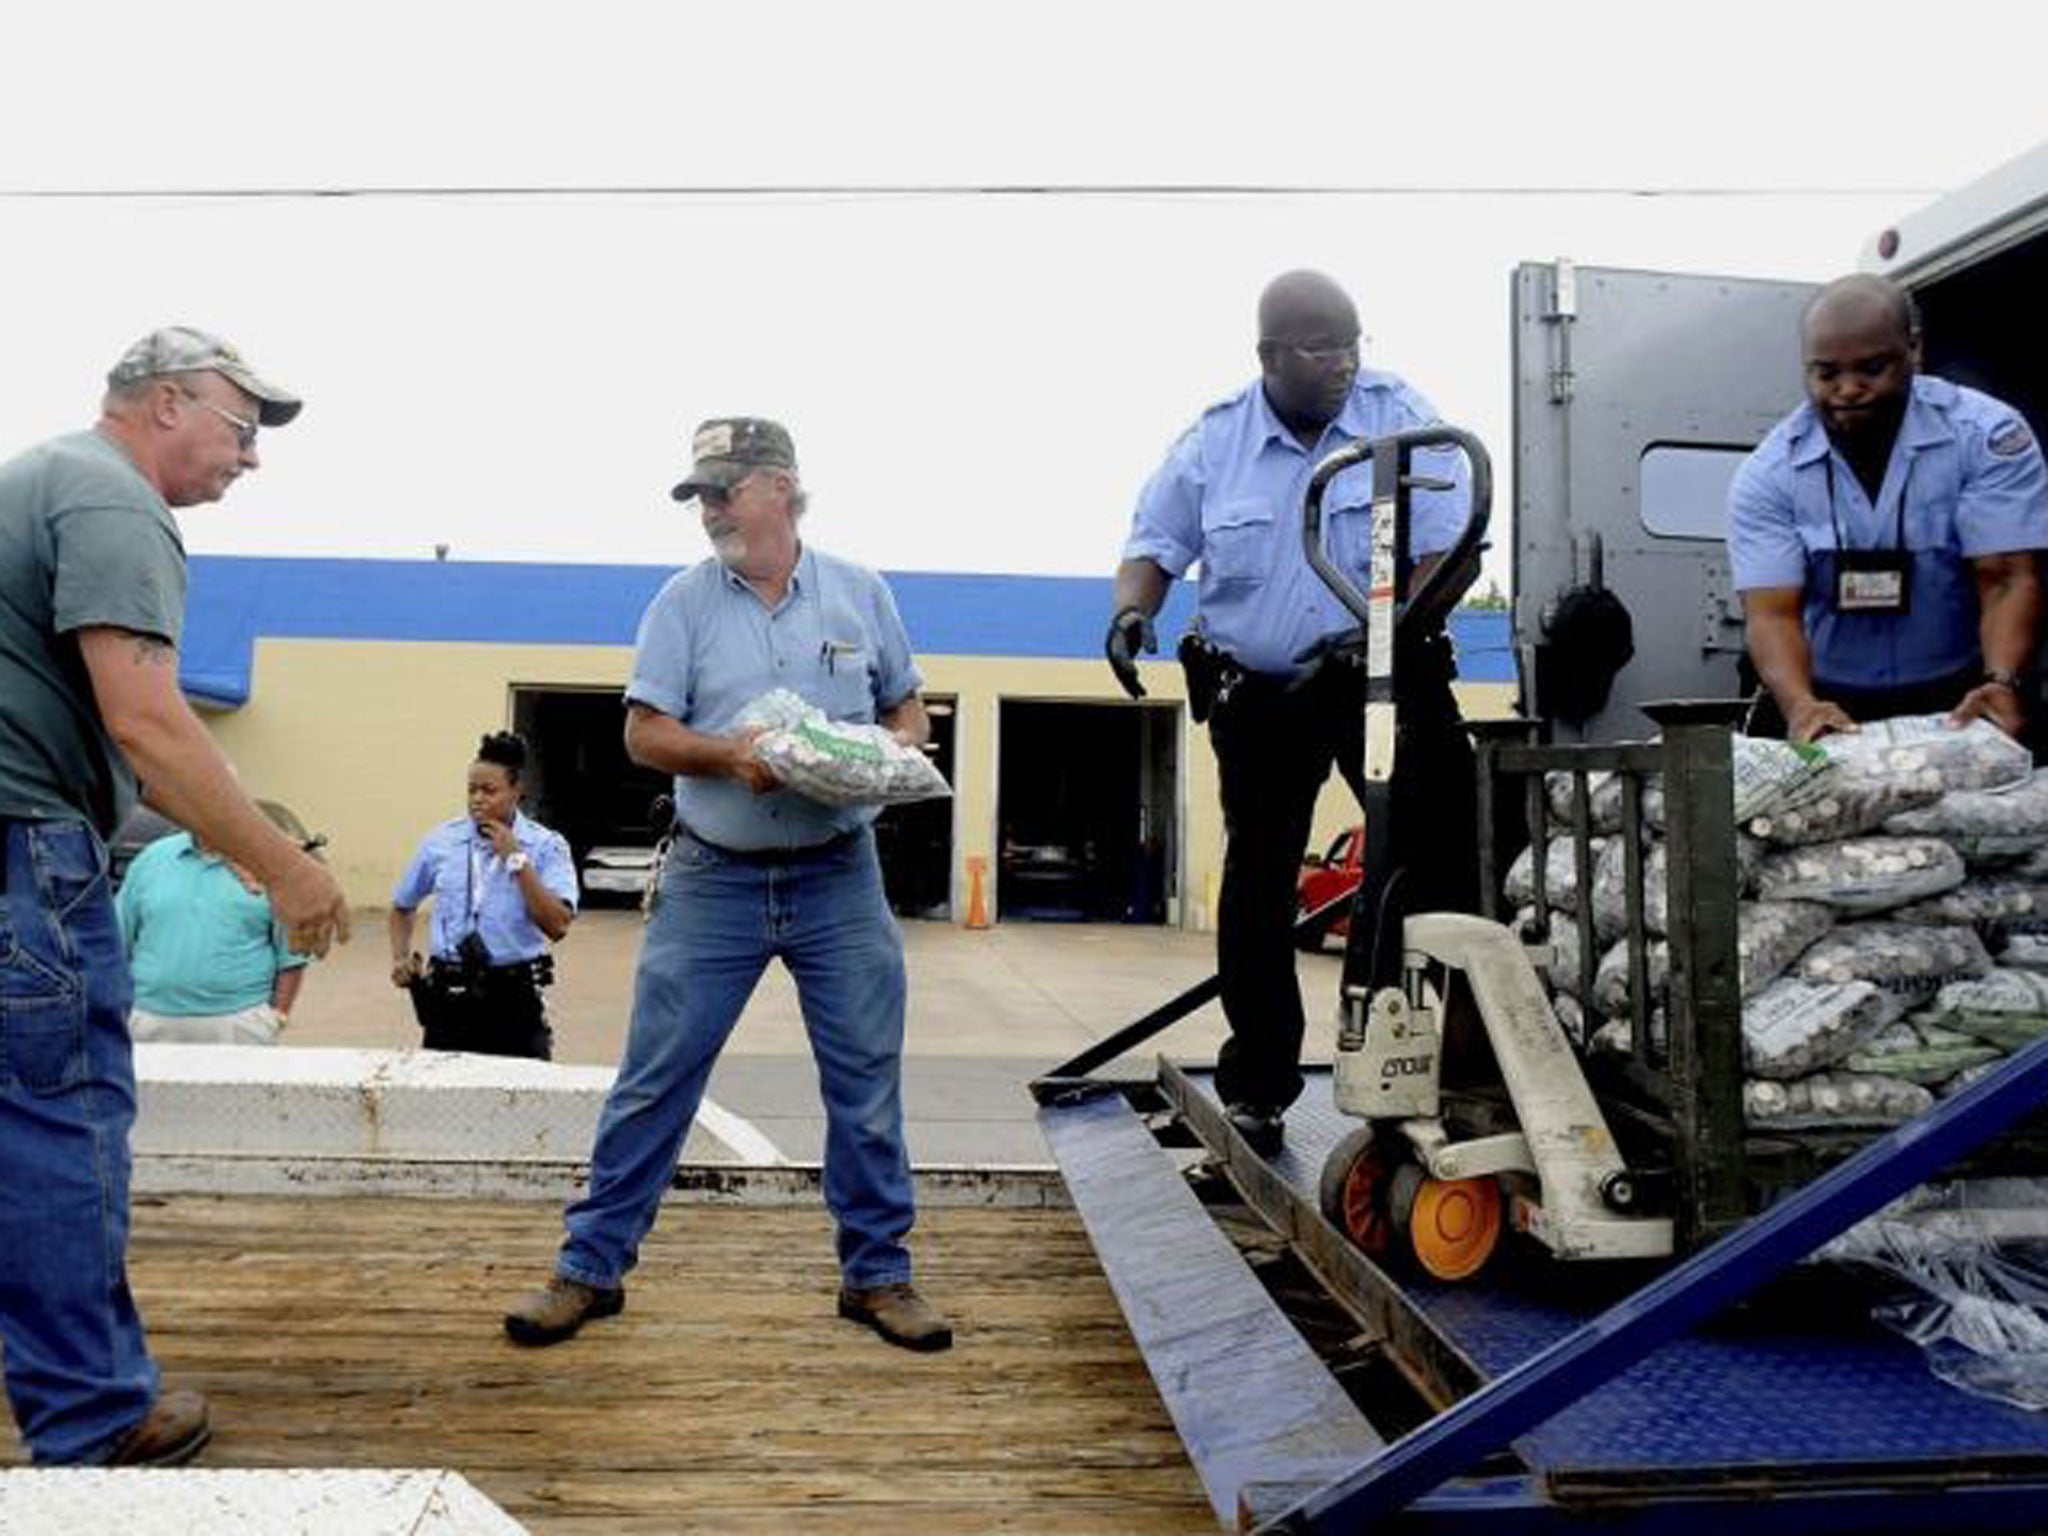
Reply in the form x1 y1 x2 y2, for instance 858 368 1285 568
1727 375 2048 691
116 832 307 1015
1121 371 1471 677
390 811 577 963
628 544 923 851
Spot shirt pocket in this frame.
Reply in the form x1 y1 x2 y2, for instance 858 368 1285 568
1902 449 1964 553
816 637 875 720
435 845 476 908
1323 481 1377 577
1201 499 1276 590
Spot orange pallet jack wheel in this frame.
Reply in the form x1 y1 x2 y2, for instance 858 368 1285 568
1408 1175 1503 1281
1317 1126 1395 1256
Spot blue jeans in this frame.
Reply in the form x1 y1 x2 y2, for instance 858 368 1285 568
0 820 159 1464
559 826 917 1290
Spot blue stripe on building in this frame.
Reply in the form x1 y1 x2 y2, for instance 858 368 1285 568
182 556 1516 707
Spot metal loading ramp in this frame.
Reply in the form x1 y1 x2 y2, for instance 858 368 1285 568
1042 1050 2048 1534
1036 1088 1384 1529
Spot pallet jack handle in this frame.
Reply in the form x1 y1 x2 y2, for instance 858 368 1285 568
1301 426 1492 998
1301 424 1492 645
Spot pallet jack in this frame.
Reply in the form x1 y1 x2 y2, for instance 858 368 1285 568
1033 429 2048 1532
1303 426 1674 1279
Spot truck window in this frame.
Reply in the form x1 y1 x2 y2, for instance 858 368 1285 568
1511 262 1812 740
1638 444 1750 540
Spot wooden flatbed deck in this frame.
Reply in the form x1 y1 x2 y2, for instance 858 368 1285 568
2 1193 1212 1534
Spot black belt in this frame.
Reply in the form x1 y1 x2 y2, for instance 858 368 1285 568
427 953 555 986
675 821 858 865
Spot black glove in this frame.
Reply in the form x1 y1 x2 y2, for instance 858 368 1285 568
1104 607 1157 699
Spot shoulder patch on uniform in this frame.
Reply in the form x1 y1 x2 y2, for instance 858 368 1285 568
1989 420 2035 458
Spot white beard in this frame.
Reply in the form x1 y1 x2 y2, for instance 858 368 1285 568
710 530 748 567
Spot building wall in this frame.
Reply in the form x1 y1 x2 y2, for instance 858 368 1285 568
204 634 1514 924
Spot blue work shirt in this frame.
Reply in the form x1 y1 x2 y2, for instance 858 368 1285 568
116 832 307 1015
628 543 922 852
1121 372 1471 677
390 811 577 963
1727 375 2048 691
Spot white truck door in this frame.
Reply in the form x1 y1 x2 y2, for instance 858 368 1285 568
1510 262 1817 742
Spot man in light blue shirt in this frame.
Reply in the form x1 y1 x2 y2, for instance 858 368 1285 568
504 417 952 1355
1728 273 2048 744
1106 271 1481 1154
117 831 308 1043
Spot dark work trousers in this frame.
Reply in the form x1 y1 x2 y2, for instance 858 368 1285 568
408 959 554 1060
1209 635 1479 1111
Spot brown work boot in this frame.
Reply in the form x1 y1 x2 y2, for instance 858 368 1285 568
105 1389 211 1467
837 1282 954 1352
503 1275 625 1346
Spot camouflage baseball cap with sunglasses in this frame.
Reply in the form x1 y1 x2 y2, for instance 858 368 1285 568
106 326 303 427
671 417 797 502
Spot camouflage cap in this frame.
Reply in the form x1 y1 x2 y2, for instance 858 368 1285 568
106 326 303 427
671 417 797 501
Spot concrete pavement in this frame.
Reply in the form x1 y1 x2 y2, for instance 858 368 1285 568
285 911 1343 1164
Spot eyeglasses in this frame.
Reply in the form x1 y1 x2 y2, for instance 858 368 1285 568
1282 337 1361 367
695 474 756 508
176 387 258 450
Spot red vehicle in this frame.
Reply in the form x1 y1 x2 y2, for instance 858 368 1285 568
1295 824 1364 948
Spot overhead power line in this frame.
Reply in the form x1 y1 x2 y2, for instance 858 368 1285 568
0 182 1940 202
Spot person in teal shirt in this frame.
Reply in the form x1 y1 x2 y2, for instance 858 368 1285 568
116 831 309 1044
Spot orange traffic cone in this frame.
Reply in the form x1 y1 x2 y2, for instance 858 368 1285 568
964 856 991 930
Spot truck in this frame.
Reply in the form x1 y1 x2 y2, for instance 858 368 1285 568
1035 138 2048 1534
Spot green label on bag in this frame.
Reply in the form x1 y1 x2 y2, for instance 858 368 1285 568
793 719 885 765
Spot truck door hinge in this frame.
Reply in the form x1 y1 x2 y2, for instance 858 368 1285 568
1545 258 1577 404
1699 567 1748 655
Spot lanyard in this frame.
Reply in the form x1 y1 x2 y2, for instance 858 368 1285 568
1823 452 1913 554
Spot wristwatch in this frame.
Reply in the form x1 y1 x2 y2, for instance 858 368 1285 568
504 851 531 874
1984 666 2024 693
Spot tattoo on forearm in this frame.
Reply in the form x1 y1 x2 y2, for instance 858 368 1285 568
130 635 176 667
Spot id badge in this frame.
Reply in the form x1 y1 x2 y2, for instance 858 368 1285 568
1833 548 1912 616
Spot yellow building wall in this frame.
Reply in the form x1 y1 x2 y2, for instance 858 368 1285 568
206 638 1515 927
204 639 633 910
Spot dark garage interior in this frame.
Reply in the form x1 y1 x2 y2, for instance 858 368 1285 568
997 699 1176 923
513 685 955 919
513 687 670 899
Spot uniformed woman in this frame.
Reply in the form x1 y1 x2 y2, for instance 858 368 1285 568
389 731 578 1058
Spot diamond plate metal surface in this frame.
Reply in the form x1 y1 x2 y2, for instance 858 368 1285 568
1184 1065 2048 1476
0 1469 525 1534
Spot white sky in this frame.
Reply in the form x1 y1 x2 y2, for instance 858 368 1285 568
4 2 2044 592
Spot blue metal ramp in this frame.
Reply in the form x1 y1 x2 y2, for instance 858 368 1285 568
1157 1054 2048 1533
1037 1088 1384 1529
1176 1067 2048 1492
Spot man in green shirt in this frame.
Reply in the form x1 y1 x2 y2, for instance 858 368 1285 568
118 830 309 1043
0 327 349 1469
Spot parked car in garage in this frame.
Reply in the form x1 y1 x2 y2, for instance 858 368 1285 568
108 799 326 890
1295 825 1363 949
580 843 659 904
